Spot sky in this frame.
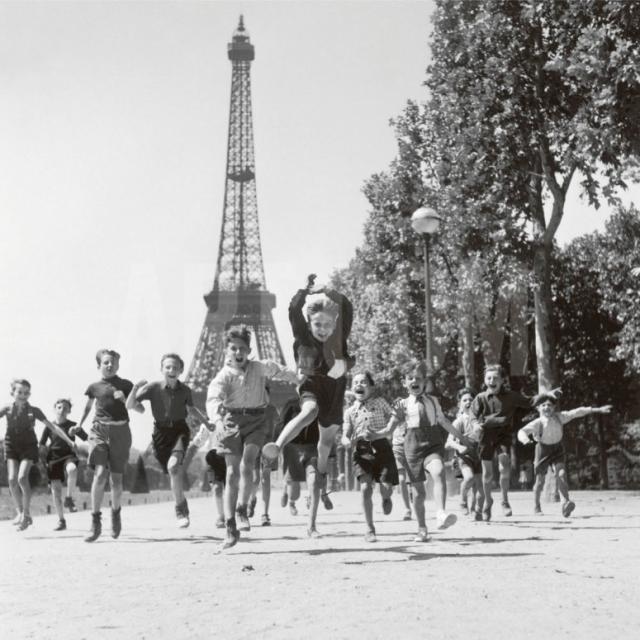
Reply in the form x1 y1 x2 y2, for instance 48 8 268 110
1 0 637 450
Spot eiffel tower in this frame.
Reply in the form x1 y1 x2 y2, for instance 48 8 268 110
186 16 290 407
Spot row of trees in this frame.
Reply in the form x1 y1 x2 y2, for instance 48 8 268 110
332 0 640 486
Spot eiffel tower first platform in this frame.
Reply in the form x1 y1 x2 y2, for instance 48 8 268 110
186 17 292 408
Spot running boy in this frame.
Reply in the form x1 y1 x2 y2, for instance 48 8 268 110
39 398 88 530
1 379 77 531
341 372 399 542
471 364 561 520
518 394 611 517
387 361 467 542
206 327 299 550
127 353 212 528
269 274 354 510
444 388 484 520
74 349 136 542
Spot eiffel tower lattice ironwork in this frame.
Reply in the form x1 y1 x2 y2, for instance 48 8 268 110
186 16 287 404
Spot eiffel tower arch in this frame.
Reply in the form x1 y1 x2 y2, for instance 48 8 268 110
186 16 293 409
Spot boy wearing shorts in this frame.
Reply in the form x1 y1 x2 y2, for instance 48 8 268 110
74 349 136 542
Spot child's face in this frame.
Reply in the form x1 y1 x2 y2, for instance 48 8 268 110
308 311 337 343
537 400 555 417
225 338 250 369
460 393 473 412
98 354 119 378
404 373 426 396
54 402 70 421
484 370 503 393
352 374 373 402
11 384 30 403
161 357 183 383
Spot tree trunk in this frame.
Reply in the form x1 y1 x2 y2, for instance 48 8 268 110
459 316 475 388
532 241 559 391
597 415 609 489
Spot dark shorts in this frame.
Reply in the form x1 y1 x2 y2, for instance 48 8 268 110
4 435 39 463
47 454 80 482
88 421 132 474
478 427 512 461
353 438 399 486
205 449 227 484
404 426 445 483
217 411 269 456
152 422 191 473
457 443 482 475
282 443 318 483
298 374 347 427
534 442 565 475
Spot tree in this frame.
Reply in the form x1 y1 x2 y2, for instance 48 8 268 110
427 0 640 390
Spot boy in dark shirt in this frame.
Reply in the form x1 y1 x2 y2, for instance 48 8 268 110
39 398 88 530
74 349 137 542
1 379 76 531
127 353 211 529
269 274 354 511
472 364 560 520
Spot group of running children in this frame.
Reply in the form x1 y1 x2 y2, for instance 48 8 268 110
2 274 612 549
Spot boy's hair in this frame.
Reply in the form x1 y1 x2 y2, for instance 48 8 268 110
402 359 428 379
306 295 339 320
95 348 121 365
484 364 504 378
10 378 31 392
457 387 475 400
225 326 251 349
353 370 375 387
54 398 72 410
534 392 558 407
160 353 185 371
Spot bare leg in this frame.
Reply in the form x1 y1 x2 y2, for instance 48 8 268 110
459 465 474 508
317 424 340 476
275 399 319 449
556 463 570 501
212 480 224 520
110 472 124 511
481 459 494 513
497 452 511 508
533 470 545 512
91 464 109 513
397 469 411 511
425 457 446 512
360 477 374 532
412 481 427 531
260 466 271 516
167 454 185 505
239 444 260 508
306 465 321 534
17 460 33 517
51 480 64 520
7 459 22 518
65 462 78 500
224 455 241 519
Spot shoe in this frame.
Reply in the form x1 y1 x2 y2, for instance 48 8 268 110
215 516 225 529
236 505 251 531
261 514 271 526
534 505 543 516
64 496 77 513
85 511 102 543
413 528 429 543
460 502 469 515
221 519 241 549
364 529 377 543
483 501 493 522
54 518 67 531
436 510 457 530
403 509 412 521
320 492 333 511
382 497 393 515
11 512 23 526
280 491 288 508
175 500 190 529
562 500 576 518
474 510 483 521
307 526 321 539
248 496 257 518
111 507 122 539
17 515 33 531
501 501 513 517
289 502 298 516
305 495 311 511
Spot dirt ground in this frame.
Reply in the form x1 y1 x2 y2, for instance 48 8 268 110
1 489 638 640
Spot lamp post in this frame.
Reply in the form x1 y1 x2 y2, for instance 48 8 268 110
411 206 442 374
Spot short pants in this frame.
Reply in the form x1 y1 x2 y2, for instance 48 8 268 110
217 410 269 456
152 421 191 473
534 441 565 475
4 434 39 463
282 443 318 483
205 449 227 484
478 427 512 461
298 374 347 427
88 420 132 474
404 425 445 483
47 452 80 482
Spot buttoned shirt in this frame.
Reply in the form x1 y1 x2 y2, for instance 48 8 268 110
0 402 46 438
343 396 394 441
206 360 298 420
518 408 593 446
137 380 193 424
395 394 446 429
472 389 535 430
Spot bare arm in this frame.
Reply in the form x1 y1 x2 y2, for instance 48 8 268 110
42 419 76 450
71 397 94 435
187 406 215 431
126 380 148 413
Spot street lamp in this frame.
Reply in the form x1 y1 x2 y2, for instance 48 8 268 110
411 206 442 374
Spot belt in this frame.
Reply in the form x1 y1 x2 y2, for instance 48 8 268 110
226 407 265 416
94 419 129 428
154 420 188 428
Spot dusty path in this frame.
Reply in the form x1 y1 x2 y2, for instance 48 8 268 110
2 490 638 639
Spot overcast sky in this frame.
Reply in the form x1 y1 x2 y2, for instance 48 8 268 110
1 0 636 449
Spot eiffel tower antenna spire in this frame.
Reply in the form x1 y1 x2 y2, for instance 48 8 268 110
186 17 288 403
